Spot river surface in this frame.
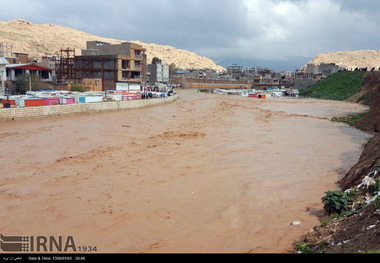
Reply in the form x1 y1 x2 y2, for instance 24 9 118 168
0 90 372 253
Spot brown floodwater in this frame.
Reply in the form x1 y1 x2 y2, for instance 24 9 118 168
0 90 372 253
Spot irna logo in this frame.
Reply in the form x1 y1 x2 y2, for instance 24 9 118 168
0 234 77 252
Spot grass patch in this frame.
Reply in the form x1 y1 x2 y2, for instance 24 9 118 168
362 250 380 254
295 243 326 254
331 112 371 126
299 71 365 101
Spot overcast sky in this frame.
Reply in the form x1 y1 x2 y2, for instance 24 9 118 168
1 0 380 64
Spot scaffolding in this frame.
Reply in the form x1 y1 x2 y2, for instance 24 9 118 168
55 48 75 83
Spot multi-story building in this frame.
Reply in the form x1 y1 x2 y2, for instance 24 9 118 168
252 75 280 90
73 41 147 91
148 62 169 85
319 63 340 77
0 57 8 95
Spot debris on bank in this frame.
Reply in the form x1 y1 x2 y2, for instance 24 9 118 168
299 169 380 254
297 72 380 254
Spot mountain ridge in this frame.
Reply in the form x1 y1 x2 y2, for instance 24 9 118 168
0 19 225 71
305 49 380 70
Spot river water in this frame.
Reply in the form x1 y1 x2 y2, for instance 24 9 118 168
0 90 372 253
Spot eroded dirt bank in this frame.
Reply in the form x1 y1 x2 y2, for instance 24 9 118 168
0 90 371 253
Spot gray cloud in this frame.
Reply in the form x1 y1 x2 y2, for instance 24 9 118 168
1 0 380 63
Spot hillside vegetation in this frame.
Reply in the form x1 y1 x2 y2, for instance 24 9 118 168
299 71 366 101
299 72 380 254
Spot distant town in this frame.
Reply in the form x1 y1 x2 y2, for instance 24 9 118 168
0 40 374 98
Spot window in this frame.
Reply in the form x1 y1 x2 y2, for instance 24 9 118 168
104 71 115 80
104 60 116 69
41 71 49 80
122 60 130 69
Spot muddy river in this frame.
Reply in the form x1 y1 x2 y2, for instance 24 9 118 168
0 90 372 253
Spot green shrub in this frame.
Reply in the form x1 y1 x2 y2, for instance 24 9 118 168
70 84 90 92
372 196 380 208
322 191 350 215
369 179 380 196
296 243 315 254
320 220 329 227
295 243 325 254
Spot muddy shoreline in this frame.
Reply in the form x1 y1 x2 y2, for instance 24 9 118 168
0 90 372 253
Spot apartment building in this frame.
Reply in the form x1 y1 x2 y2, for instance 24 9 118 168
73 41 147 91
148 62 169 85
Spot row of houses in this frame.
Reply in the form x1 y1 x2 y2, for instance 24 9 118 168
0 41 306 94
0 53 54 95
294 63 346 90
0 41 171 95
170 66 296 90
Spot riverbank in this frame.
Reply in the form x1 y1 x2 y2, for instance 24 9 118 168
0 95 178 121
300 72 380 253
0 90 371 253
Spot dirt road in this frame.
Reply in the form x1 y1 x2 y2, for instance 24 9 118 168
0 90 372 253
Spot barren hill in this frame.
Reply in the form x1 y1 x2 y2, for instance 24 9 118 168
0 19 225 71
306 50 380 70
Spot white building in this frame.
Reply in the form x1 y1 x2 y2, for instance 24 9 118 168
148 63 169 85
6 63 53 82
0 57 9 95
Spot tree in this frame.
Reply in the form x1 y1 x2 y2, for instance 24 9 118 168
14 74 29 94
169 63 177 75
152 57 162 64
14 74 51 94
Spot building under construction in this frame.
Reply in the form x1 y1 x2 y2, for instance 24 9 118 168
55 48 75 84
65 41 147 91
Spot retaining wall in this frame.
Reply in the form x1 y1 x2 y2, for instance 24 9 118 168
180 83 251 89
0 95 178 121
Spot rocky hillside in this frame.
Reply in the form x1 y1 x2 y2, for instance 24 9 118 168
300 72 380 254
305 50 380 70
0 19 225 71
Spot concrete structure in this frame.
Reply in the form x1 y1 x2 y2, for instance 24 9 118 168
180 83 251 89
252 75 280 89
6 63 53 82
0 57 9 95
283 71 293 78
73 41 147 91
304 63 344 78
148 62 169 85
294 78 318 90
319 63 340 77
304 64 320 75
0 94 178 121
5 52 29 65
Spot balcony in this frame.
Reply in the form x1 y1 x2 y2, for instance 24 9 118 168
121 73 142 82
122 77 142 83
